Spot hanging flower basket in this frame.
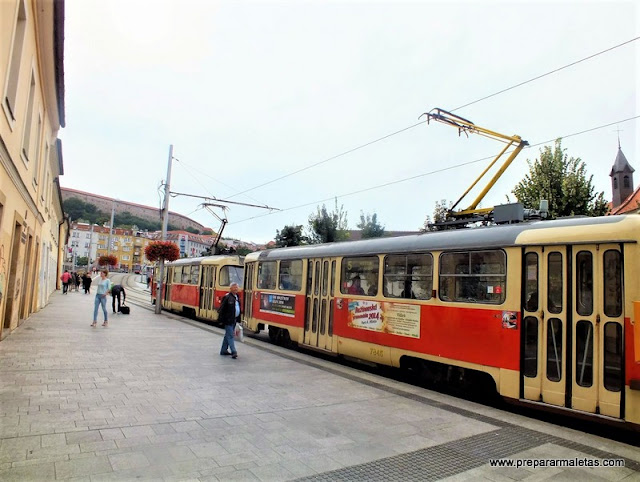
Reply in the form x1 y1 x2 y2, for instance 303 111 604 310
98 254 118 267
145 241 180 262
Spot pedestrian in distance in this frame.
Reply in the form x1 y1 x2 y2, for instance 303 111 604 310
92 270 112 328
82 272 92 294
73 272 81 292
60 270 71 294
111 284 126 313
218 282 241 359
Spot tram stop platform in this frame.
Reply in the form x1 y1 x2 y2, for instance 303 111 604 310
1 288 639 481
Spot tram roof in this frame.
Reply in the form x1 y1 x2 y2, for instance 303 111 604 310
164 255 244 267
248 215 639 261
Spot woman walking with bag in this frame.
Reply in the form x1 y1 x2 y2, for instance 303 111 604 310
92 270 112 327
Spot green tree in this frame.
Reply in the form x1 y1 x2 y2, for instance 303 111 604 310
357 212 385 239
421 199 452 231
275 225 307 247
236 246 254 256
184 226 200 234
308 199 348 244
512 139 608 218
75 256 89 267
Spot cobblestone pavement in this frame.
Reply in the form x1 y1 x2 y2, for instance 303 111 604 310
1 288 639 481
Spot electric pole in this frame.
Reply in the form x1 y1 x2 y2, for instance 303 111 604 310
155 144 173 314
107 200 115 255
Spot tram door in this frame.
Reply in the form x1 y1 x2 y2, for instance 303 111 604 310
198 266 216 319
522 245 624 417
304 258 335 352
570 244 623 418
243 263 254 322
522 246 568 407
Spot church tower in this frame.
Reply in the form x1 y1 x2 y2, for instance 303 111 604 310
609 143 634 208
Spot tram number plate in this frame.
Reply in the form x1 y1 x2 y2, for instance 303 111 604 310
370 348 384 358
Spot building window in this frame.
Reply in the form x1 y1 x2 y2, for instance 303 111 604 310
21 72 36 163
613 177 618 189
623 175 630 189
32 114 42 186
4 0 27 121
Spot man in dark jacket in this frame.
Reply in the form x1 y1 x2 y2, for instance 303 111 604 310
111 284 126 313
217 282 241 359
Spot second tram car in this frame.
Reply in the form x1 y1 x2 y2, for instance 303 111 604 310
243 215 640 427
152 255 244 321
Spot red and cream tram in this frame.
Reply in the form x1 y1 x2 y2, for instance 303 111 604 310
243 215 640 426
152 255 244 321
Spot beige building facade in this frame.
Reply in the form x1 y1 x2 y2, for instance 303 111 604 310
0 0 66 340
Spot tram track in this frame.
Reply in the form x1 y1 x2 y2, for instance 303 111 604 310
113 275 639 446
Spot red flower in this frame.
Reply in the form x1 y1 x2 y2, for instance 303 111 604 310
144 241 180 262
98 255 118 266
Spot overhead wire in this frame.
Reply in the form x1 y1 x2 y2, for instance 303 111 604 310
221 36 639 200
230 114 640 225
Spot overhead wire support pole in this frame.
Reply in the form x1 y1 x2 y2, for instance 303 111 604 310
156 144 173 315
422 107 528 219
168 191 279 211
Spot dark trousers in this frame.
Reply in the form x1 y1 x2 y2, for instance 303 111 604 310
112 292 123 312
62 282 69 294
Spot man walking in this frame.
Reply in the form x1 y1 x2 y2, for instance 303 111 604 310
60 270 71 294
111 284 126 313
218 282 241 359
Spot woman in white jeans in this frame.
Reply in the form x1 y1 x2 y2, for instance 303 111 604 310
92 270 111 327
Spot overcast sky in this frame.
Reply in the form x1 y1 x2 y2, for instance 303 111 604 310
59 0 638 243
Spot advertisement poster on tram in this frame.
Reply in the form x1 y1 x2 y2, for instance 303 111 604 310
347 300 420 338
260 293 295 317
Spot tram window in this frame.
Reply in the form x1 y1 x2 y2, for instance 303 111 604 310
312 298 318 333
320 299 327 335
523 316 538 378
546 318 563 382
341 257 379 297
547 252 563 313
257 262 276 289
173 267 182 284
314 261 320 296
576 251 593 316
191 265 200 285
439 250 506 304
384 254 432 300
322 260 329 296
182 266 191 284
575 320 593 387
306 261 313 296
279 260 302 291
603 322 622 392
603 250 622 317
330 261 336 297
524 253 538 312
220 266 244 287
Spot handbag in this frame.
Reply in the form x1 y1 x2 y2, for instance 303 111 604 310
120 303 130 315
234 322 244 342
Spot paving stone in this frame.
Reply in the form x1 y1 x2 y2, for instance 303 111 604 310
54 455 112 478
0 461 56 481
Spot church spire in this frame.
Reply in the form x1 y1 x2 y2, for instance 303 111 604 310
610 142 634 208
